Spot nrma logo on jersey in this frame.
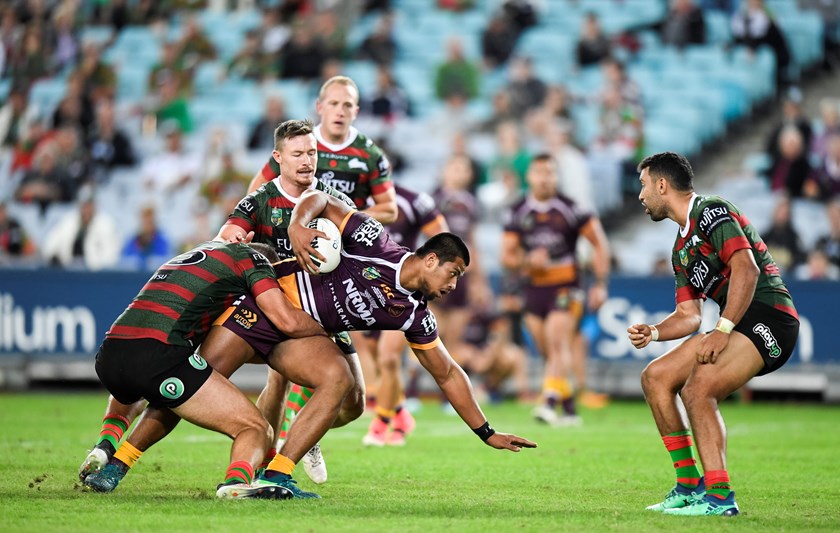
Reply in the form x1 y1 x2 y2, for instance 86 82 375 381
0 293 96 353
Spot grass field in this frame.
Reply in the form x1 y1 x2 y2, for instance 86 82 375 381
2 393 839 532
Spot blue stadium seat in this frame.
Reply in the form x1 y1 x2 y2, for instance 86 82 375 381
29 78 67 116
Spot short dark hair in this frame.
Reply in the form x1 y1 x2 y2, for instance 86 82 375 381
530 152 555 166
248 242 280 263
273 119 314 151
415 232 470 266
637 152 694 192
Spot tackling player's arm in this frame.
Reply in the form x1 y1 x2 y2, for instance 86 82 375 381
580 216 611 310
287 190 355 273
628 298 703 349
362 188 398 224
254 287 327 339
410 341 537 452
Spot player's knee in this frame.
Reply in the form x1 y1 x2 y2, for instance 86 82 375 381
321 360 354 396
680 378 715 407
379 352 399 373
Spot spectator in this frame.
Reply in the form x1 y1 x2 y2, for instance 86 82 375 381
434 37 480 101
362 66 410 121
227 30 276 82
51 71 95 135
438 0 476 12
313 10 347 60
256 6 291 55
795 247 840 280
450 130 486 190
487 120 531 194
544 123 594 213
815 199 840 268
798 0 840 71
74 42 117 102
48 5 80 73
810 98 840 161
504 56 547 117
481 14 519 69
87 98 137 182
175 15 217 69
762 195 806 274
502 0 539 34
247 95 288 150
594 85 644 165
731 0 791 91
200 149 250 208
15 140 77 211
766 125 814 197
141 121 199 194
811 132 840 200
660 0 706 49
8 25 50 90
576 12 611 68
0 201 37 263
525 84 576 141
476 89 516 134
600 57 641 108
120 205 171 271
0 87 32 149
148 41 192 96
766 87 812 166
279 19 327 81
358 11 397 66
153 75 193 134
42 194 120 270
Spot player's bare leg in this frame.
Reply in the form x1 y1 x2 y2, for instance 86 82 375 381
543 309 580 425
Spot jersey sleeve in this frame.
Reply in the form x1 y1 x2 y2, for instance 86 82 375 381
697 199 751 264
227 191 263 232
259 155 280 183
412 191 443 231
673 260 702 304
369 150 394 197
404 307 441 349
239 247 279 297
340 211 389 255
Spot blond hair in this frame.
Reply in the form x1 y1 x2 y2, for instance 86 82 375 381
318 76 359 102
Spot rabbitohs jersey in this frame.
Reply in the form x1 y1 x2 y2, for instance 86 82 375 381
107 241 277 347
273 211 440 349
672 194 797 318
258 125 393 208
226 177 353 259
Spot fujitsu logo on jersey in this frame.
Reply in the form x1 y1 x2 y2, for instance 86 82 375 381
698 204 730 235
342 279 376 326
319 171 356 194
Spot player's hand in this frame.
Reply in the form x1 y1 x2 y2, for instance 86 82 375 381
696 330 730 364
485 432 537 452
627 323 654 349
587 283 607 311
527 248 550 270
288 223 328 273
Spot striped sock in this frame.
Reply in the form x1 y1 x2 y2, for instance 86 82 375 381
543 377 572 410
278 384 313 440
704 470 731 499
266 453 296 476
662 430 702 489
375 406 396 424
224 460 254 485
97 414 130 451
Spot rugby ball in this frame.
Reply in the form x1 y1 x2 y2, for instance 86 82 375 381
306 217 342 274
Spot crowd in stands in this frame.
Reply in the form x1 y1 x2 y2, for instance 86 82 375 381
0 0 839 282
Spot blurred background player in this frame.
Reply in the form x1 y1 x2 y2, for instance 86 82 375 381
360 183 448 447
501 154 610 427
248 76 398 481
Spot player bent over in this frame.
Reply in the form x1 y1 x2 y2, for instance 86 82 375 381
83 241 327 495
628 152 799 516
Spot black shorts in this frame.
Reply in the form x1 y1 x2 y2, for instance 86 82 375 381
215 294 356 361
95 337 213 409
731 301 799 376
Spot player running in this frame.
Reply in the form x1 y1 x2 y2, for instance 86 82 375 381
628 152 799 516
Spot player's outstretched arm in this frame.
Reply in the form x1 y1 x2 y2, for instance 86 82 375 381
411 342 537 452
627 298 703 348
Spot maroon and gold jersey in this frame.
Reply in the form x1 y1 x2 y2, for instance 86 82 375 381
275 211 440 349
388 184 445 249
503 193 592 287
258 125 393 208
106 241 277 347
672 194 797 318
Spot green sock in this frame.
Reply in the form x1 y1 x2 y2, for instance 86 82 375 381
662 430 702 489
278 385 313 440
97 414 130 451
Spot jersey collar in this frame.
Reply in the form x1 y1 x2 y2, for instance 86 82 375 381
271 176 318 204
679 193 699 238
314 124 359 152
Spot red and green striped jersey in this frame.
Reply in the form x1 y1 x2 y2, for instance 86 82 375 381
258 125 393 208
672 194 797 318
106 241 278 346
226 177 353 258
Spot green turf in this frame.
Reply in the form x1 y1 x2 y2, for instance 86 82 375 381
2 394 839 532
